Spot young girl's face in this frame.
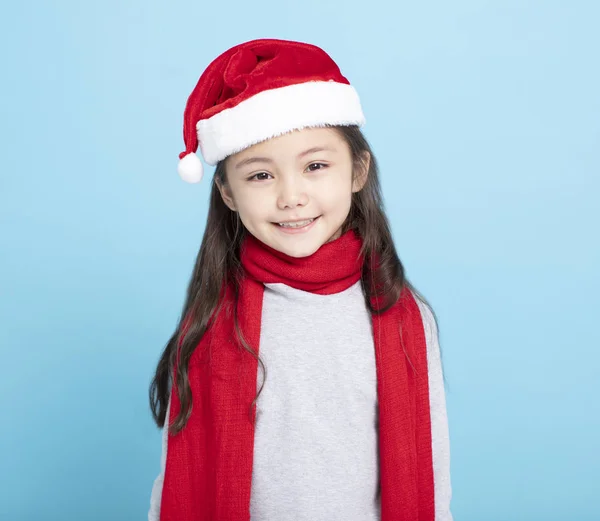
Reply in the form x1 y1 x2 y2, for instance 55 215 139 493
218 127 369 258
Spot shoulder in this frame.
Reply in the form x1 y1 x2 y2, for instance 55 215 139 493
412 291 437 332
398 285 437 331
407 287 440 358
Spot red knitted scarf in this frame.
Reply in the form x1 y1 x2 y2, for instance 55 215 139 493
159 229 435 520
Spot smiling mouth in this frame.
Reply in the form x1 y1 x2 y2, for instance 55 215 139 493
273 216 321 228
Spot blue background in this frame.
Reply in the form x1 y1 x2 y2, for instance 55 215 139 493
1 1 598 519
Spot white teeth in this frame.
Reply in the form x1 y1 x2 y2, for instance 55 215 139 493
278 218 315 228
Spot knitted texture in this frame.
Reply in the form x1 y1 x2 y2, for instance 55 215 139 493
159 229 435 520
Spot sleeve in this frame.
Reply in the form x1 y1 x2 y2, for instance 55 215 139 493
148 394 171 521
415 298 454 521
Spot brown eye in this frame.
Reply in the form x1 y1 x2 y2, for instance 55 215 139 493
307 162 327 172
248 172 273 181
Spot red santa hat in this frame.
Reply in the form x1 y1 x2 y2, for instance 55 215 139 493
177 38 366 183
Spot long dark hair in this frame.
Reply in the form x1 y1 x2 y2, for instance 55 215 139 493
149 124 444 434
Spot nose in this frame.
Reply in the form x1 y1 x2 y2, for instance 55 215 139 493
276 175 309 210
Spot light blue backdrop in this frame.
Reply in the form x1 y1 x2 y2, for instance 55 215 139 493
1 1 598 520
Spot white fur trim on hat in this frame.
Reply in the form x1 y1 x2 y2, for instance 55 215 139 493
196 80 365 165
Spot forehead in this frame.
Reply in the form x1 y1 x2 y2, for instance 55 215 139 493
229 126 344 164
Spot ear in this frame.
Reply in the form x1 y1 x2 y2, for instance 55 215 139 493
215 177 237 212
352 151 371 193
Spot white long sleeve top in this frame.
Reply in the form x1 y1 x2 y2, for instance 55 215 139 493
149 280 453 520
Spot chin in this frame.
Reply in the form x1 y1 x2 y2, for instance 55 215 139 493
277 243 322 258
265 232 327 258
247 217 342 257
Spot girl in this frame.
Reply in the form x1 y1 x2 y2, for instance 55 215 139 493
148 38 453 521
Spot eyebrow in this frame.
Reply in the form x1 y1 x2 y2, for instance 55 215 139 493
234 146 336 170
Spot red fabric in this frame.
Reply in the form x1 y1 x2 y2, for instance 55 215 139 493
160 229 435 520
179 38 350 160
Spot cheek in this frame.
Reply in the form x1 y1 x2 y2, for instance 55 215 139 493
236 193 270 220
319 178 353 211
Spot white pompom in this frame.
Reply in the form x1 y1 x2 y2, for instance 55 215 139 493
177 153 204 183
